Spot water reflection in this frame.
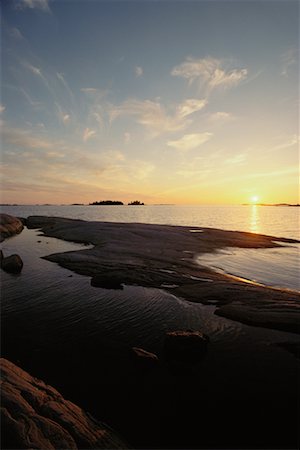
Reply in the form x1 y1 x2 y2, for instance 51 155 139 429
250 205 260 233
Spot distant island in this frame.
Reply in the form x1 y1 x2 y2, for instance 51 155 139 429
128 200 144 205
242 203 300 207
89 200 124 205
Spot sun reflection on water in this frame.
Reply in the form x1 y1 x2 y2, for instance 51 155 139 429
250 205 260 234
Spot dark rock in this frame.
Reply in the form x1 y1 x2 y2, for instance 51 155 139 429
0 358 129 449
164 330 209 364
1 254 23 273
91 274 124 290
0 214 24 242
131 347 159 369
0 250 3 262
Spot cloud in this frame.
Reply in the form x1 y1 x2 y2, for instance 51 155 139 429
83 128 96 142
81 88 99 94
56 72 75 105
2 126 52 150
81 88 110 98
109 99 187 135
209 111 234 121
20 88 42 108
135 66 144 77
171 56 247 92
167 132 212 151
23 61 51 90
0 105 6 113
55 103 71 125
176 98 207 118
225 153 246 165
281 49 297 76
15 0 51 12
124 132 131 143
10 27 23 39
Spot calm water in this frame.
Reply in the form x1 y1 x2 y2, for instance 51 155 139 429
1 204 299 291
1 204 299 239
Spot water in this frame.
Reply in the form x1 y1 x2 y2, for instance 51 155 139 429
1 204 299 291
1 204 299 239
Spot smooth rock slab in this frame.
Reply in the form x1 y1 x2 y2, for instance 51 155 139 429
0 358 128 449
1 254 23 273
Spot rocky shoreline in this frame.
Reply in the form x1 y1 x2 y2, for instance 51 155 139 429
26 215 300 334
1 214 299 449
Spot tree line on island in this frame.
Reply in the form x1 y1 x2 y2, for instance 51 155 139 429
89 200 145 205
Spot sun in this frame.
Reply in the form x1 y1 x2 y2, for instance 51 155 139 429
250 195 259 204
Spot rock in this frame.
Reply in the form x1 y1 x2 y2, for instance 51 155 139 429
131 347 159 369
1 254 23 273
0 358 128 449
0 214 24 242
0 250 3 263
91 274 124 290
164 330 209 364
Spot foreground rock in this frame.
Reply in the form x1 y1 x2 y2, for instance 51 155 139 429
164 330 209 364
0 358 128 449
0 214 24 242
1 254 23 273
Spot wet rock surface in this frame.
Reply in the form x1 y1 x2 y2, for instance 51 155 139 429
164 330 209 364
0 358 128 450
1 254 23 273
131 347 159 369
0 214 24 242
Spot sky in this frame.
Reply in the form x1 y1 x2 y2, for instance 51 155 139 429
1 0 299 205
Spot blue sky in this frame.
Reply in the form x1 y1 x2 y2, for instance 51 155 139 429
1 0 299 204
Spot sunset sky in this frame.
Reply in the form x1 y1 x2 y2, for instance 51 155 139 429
1 0 299 205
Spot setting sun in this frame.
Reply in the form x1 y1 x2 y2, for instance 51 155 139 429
251 196 259 204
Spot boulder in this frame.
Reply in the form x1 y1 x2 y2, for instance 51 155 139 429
0 250 3 263
0 358 128 449
131 347 159 370
1 254 23 273
0 214 24 242
164 330 209 364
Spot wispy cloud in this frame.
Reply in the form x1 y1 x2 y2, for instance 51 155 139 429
167 132 212 151
225 153 246 165
0 105 6 114
10 27 24 39
109 99 187 135
176 98 207 118
55 102 71 125
56 72 76 106
15 0 51 13
23 61 51 90
81 88 99 94
171 56 247 93
2 126 52 150
135 66 144 77
124 132 131 143
209 111 234 121
83 128 96 142
281 49 297 76
20 88 42 108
